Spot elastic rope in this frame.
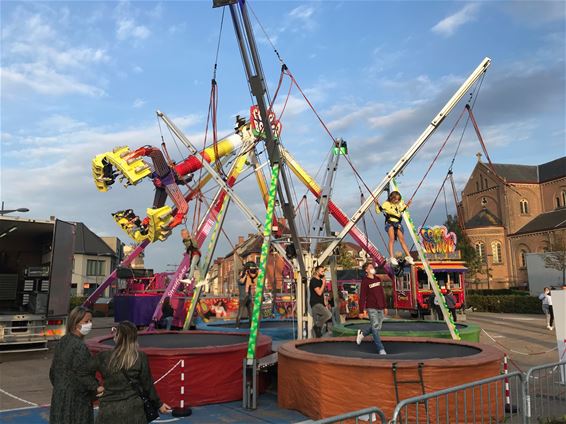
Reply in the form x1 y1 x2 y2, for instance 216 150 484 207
408 105 467 204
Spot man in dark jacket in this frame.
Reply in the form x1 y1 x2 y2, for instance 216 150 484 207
444 289 457 322
356 262 387 354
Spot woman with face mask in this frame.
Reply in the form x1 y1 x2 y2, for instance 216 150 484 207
95 321 171 423
49 306 103 424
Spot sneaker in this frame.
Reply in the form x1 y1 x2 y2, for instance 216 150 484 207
390 257 398 266
379 349 387 355
405 256 414 265
356 330 364 345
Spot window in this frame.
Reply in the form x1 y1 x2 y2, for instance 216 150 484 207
520 199 529 214
475 242 485 260
480 175 484 190
86 260 105 276
562 191 566 208
556 197 561 208
492 241 502 264
520 249 528 268
484 178 488 189
476 181 480 192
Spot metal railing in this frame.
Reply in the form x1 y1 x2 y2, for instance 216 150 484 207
524 361 566 422
312 407 387 424
390 371 525 423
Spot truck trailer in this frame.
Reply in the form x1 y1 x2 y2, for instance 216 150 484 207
0 216 75 352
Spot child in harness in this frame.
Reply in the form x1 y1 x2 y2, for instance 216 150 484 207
376 190 414 266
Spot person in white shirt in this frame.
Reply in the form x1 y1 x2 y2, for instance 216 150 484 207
538 287 554 331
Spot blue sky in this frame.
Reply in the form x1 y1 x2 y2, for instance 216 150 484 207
1 1 565 272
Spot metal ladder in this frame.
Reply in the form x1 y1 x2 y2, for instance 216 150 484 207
392 362 429 419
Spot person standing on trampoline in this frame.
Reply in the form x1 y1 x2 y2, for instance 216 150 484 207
356 262 387 355
236 261 258 328
376 191 414 267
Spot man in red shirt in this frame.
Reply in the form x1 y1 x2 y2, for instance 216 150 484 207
356 262 387 355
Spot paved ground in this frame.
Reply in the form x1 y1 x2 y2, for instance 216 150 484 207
0 313 562 420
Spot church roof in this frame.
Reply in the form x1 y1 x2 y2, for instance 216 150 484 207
487 156 565 184
464 208 503 229
511 208 566 236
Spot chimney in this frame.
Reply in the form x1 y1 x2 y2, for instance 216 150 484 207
238 236 244 245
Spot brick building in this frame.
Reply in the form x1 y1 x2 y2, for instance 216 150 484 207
459 154 566 288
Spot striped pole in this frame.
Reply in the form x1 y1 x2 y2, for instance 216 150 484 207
247 162 280 360
180 359 185 409
504 354 510 407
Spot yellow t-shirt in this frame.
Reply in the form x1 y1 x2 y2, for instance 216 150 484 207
378 200 407 223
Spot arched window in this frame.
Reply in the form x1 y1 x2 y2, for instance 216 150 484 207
556 196 561 209
484 178 488 189
476 181 480 192
562 191 566 208
475 242 485 260
520 249 528 268
520 199 529 214
492 241 502 264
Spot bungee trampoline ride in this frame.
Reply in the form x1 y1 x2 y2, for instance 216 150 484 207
79 0 503 420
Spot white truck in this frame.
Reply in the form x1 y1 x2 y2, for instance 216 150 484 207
0 217 75 352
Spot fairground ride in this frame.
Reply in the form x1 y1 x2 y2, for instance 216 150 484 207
83 0 493 409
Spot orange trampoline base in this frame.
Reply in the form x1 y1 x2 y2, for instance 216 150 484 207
278 337 504 421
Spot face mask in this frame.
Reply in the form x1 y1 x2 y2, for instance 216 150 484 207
79 322 92 336
368 269 376 275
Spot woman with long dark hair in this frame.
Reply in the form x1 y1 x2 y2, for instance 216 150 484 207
50 306 103 424
96 321 171 423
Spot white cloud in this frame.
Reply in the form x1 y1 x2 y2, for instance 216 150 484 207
431 4 480 37
370 108 416 128
1 64 105 97
116 18 150 41
287 5 317 32
1 11 107 97
133 98 146 108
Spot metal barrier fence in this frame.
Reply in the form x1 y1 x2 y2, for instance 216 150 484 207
524 361 566 423
311 407 387 424
313 361 566 424
390 371 525 423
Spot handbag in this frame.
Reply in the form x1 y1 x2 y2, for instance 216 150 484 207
122 370 160 422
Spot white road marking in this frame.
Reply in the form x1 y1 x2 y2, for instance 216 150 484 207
0 388 38 407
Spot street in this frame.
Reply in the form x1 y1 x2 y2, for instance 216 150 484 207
0 312 561 412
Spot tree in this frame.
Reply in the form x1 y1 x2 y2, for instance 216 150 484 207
544 231 566 286
336 244 357 269
444 214 483 283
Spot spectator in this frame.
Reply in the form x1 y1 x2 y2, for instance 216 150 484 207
95 321 171 423
355 262 387 355
236 261 258 328
539 287 554 331
161 297 174 330
444 289 457 322
50 306 103 424
309 265 332 338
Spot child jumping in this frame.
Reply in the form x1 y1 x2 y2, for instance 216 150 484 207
376 190 414 266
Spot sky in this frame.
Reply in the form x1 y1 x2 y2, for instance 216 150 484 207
1 1 565 273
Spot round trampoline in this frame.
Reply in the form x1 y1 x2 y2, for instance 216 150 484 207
196 319 296 341
87 331 272 407
278 337 503 420
332 319 481 342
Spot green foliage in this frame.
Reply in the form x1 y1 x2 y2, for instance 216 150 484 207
468 289 529 296
467 294 542 314
336 244 357 269
69 296 86 311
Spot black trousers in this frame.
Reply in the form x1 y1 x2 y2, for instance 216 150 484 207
236 296 253 327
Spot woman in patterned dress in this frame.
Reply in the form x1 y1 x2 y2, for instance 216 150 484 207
49 306 103 424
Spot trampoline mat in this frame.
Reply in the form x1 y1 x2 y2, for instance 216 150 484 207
346 322 466 332
101 333 247 349
297 340 481 360
213 321 293 329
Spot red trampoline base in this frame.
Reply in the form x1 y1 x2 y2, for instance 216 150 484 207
87 331 272 407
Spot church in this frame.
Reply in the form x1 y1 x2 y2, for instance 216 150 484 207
459 155 566 288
